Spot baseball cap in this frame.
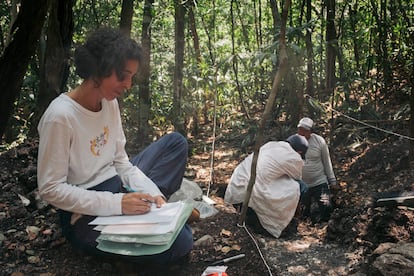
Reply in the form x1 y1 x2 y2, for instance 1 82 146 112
286 134 308 160
297 117 314 130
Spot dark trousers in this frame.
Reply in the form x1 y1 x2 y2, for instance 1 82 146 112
301 183 332 222
59 132 193 265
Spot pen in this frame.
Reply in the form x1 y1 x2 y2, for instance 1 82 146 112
124 185 136 192
141 198 154 204
211 253 245 266
124 186 154 204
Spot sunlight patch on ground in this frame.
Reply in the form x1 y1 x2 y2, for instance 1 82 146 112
287 265 308 274
282 240 311 252
194 167 210 180
345 247 365 267
281 235 321 253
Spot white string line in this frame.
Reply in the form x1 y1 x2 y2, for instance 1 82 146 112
238 222 274 276
305 95 414 141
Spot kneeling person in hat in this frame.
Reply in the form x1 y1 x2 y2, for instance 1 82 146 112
224 134 308 238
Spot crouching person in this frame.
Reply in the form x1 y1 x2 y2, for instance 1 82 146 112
224 134 308 238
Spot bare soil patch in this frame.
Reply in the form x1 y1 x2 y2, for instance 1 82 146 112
1 131 413 275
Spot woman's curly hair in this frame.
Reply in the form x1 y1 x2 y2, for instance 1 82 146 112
74 27 142 84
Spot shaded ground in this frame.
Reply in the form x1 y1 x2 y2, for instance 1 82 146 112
1 126 413 275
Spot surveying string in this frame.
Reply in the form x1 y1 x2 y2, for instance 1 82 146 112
305 94 414 141
237 222 274 276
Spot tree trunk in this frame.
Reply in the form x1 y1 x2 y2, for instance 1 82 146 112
188 5 201 65
325 0 337 97
5 0 19 47
136 0 153 146
305 0 314 97
231 0 249 119
120 0 134 36
349 3 360 71
234 0 251 51
172 0 186 135
29 0 74 137
269 0 280 35
410 79 414 163
0 0 48 142
188 3 200 136
118 0 134 115
199 1 216 125
379 0 392 92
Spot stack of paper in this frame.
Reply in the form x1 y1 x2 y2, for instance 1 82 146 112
89 201 193 256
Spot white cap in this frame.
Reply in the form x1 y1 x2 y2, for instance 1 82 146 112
297 117 314 130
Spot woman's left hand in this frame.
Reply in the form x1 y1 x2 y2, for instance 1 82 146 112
153 195 166 208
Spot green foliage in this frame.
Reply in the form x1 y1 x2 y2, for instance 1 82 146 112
2 0 412 145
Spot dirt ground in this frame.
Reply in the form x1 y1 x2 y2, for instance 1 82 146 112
1 126 413 275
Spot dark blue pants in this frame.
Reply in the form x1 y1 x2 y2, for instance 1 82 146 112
301 182 332 222
59 132 193 265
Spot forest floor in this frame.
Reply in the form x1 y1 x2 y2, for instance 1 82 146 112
1 121 414 276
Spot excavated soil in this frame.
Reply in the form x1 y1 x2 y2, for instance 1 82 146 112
1 131 413 275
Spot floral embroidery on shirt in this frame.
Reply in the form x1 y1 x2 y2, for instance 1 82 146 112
90 126 109 156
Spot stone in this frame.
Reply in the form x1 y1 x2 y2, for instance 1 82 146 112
372 242 414 275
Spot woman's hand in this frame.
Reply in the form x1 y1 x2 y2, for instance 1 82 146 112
121 193 155 215
153 195 166 208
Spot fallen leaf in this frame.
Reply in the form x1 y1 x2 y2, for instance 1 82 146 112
27 255 41 264
231 244 241 251
17 194 30 207
42 229 53 235
26 226 40 240
220 229 232 237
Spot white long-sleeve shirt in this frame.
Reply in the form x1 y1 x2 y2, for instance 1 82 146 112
302 133 336 188
224 141 304 238
37 94 162 216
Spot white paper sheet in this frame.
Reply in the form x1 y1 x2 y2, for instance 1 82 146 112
89 201 184 225
99 212 180 235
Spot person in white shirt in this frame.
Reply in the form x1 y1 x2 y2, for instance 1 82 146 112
297 117 337 222
37 27 192 264
224 134 308 238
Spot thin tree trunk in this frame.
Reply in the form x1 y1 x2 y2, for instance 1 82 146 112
325 0 337 97
254 0 267 105
199 1 216 125
5 0 19 47
118 0 134 115
305 0 314 97
318 4 325 94
172 0 185 135
336 3 346 83
188 4 200 136
379 0 392 91
269 0 281 35
136 0 153 146
0 0 48 141
349 3 360 71
410 76 414 163
188 6 201 65
120 0 134 35
234 1 251 51
269 0 281 80
231 0 249 119
370 0 382 96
